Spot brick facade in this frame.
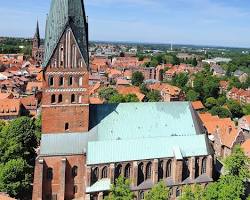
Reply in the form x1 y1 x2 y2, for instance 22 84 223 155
42 28 89 134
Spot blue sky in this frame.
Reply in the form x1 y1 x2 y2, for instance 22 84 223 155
1 0 250 47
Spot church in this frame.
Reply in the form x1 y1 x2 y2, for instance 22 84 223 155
32 0 213 200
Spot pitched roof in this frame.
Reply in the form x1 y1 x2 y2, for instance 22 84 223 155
241 139 250 158
0 193 16 200
192 101 205 110
87 135 211 165
117 86 145 101
44 0 88 67
0 99 21 117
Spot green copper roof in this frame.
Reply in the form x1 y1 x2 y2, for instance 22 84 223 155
43 0 89 67
89 102 204 141
87 135 211 165
86 178 111 193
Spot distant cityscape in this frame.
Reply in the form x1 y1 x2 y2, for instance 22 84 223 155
0 0 250 200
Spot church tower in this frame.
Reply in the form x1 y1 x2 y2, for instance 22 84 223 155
32 21 40 50
42 0 89 134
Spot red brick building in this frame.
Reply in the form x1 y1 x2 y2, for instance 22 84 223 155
32 1 214 200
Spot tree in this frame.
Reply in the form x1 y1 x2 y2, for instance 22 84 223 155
0 159 32 200
172 73 188 88
224 145 250 180
145 181 170 200
217 175 245 200
35 115 42 142
0 117 37 165
227 100 244 119
124 94 139 103
217 96 227 106
204 183 219 200
180 185 204 200
99 87 118 102
146 90 162 102
205 97 217 109
210 106 232 118
108 94 125 104
105 176 134 200
192 58 198 67
243 104 250 115
186 90 199 101
132 71 144 86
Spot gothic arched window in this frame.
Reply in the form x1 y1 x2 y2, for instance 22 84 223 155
92 167 99 183
202 157 207 174
49 76 54 86
102 167 108 179
166 160 172 178
69 76 73 86
125 164 131 179
146 162 152 179
59 76 64 86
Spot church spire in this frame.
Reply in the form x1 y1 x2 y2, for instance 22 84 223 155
43 0 89 68
34 20 40 40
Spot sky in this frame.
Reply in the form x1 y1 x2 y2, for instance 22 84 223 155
1 0 250 47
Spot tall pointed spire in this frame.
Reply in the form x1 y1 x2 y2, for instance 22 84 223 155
43 0 89 68
34 20 40 40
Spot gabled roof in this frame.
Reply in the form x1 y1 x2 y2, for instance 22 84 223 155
43 0 88 67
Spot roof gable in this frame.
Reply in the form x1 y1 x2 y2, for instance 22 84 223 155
43 0 88 67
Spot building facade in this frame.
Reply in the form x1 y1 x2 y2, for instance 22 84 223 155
32 1 214 200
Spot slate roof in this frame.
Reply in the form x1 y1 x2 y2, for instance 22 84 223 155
43 0 89 67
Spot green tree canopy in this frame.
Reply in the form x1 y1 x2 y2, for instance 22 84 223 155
171 73 189 88
146 90 162 102
105 176 134 200
205 97 218 109
227 100 244 119
132 71 145 86
0 117 37 165
224 145 250 180
144 181 170 200
210 106 232 118
186 90 199 101
0 159 32 200
99 87 118 102
180 184 204 200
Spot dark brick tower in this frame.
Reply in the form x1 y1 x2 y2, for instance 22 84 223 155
42 0 89 134
33 21 40 49
32 21 44 64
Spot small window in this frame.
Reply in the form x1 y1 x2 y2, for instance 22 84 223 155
47 168 53 180
72 166 78 177
49 76 54 86
59 76 64 86
202 157 207 174
51 94 56 104
102 167 108 179
71 94 76 103
79 77 83 86
58 94 63 103
65 123 69 131
73 185 78 194
68 76 73 86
